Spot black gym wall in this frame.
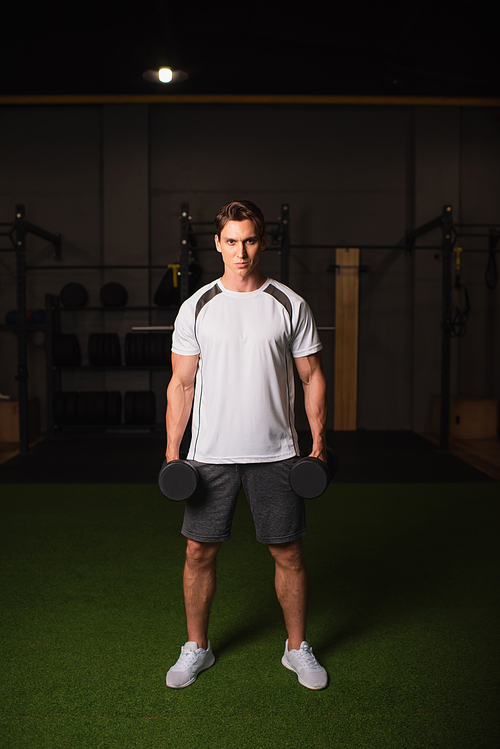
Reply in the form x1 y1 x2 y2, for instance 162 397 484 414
0 103 499 434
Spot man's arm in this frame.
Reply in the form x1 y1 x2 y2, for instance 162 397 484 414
165 352 199 461
294 351 328 462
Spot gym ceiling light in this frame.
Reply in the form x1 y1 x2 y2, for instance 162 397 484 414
142 67 188 84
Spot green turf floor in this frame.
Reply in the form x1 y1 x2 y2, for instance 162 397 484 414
1 482 499 748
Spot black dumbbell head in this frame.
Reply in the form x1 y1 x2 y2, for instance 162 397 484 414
290 457 330 499
158 459 199 501
289 448 338 499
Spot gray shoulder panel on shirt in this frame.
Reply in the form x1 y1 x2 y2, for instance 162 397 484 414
263 283 293 321
195 283 223 322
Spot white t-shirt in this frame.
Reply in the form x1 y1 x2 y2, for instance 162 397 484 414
171 277 322 463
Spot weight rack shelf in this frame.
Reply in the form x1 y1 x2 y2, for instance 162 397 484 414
52 424 165 432
55 366 171 371
57 306 178 312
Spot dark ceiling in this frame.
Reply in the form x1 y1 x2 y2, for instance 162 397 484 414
1 1 498 98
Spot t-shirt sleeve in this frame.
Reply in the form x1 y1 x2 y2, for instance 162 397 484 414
171 300 200 356
290 300 323 358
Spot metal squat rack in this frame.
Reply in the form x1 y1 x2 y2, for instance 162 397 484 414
0 205 61 454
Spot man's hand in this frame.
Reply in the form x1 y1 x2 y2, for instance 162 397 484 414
309 448 327 464
165 450 180 462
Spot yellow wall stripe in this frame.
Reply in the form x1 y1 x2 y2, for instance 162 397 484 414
1 94 500 107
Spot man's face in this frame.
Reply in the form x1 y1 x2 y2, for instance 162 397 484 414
215 219 266 281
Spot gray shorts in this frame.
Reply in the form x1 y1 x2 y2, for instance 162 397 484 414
181 458 306 545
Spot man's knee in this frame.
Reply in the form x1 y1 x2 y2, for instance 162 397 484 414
268 539 304 569
185 539 221 567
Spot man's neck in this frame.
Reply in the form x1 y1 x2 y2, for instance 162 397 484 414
219 270 267 293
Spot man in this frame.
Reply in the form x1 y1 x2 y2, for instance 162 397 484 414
165 200 328 690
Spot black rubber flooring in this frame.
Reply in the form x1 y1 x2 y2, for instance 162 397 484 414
0 430 495 483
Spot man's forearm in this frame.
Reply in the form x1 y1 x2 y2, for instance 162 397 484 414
303 371 328 459
165 378 195 460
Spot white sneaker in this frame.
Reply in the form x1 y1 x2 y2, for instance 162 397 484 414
282 640 328 690
166 641 215 689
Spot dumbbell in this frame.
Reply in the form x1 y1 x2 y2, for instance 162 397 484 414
289 449 339 499
158 459 199 501
158 450 339 503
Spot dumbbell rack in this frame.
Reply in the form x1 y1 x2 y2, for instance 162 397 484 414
45 293 173 435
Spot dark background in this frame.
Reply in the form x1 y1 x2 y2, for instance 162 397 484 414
0 1 499 436
1 1 498 97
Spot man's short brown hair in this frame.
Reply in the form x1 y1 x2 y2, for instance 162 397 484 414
214 200 266 241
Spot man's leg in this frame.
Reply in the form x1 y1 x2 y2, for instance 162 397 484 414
271 538 328 690
166 539 220 689
268 538 307 650
183 538 221 650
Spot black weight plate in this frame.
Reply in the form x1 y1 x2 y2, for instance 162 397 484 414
106 391 122 424
60 282 88 308
76 392 88 425
143 391 156 423
124 391 135 424
85 392 98 424
289 457 330 499
157 334 165 365
154 334 162 365
133 391 145 424
88 334 100 366
110 334 121 366
132 391 156 424
85 391 95 425
100 282 128 307
143 334 152 365
157 334 166 365
94 391 107 424
88 333 105 366
124 333 132 365
130 334 139 365
158 334 166 365
150 334 159 366
136 334 145 366
158 459 199 501
128 335 136 366
88 334 96 365
148 334 157 366
64 392 78 424
103 334 120 366
103 334 112 365
97 334 106 366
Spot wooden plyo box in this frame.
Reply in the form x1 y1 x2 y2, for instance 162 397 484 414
334 247 359 431
0 398 40 443
432 396 498 440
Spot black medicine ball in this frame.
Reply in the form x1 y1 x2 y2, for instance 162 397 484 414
100 282 128 307
60 283 88 308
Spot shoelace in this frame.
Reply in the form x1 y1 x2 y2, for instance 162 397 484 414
174 647 199 669
293 646 322 670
